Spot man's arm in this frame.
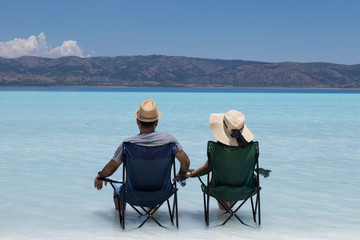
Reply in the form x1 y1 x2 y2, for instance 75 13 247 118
175 150 190 178
94 159 122 190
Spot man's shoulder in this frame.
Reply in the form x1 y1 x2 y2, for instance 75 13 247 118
154 131 178 140
122 131 182 151
124 131 172 139
152 131 173 137
134 131 175 138
125 131 178 145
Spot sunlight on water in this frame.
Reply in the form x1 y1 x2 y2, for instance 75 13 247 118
0 89 359 239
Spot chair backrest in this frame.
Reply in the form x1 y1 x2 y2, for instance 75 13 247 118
122 142 175 192
207 141 259 188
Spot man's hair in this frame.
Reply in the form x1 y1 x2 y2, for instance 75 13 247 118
139 120 157 129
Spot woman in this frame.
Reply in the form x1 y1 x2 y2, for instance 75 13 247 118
187 110 255 210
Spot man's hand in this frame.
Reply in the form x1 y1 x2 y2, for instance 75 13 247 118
94 160 121 190
176 171 187 179
94 174 107 190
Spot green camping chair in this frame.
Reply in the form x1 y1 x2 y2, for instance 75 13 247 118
193 141 265 226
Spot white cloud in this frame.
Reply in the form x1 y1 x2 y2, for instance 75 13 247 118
0 33 87 58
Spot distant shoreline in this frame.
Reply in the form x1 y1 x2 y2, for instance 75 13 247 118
1 56 359 88
1 86 360 93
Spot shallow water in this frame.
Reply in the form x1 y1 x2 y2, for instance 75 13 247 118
0 88 359 239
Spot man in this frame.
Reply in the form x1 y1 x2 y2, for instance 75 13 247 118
94 99 190 210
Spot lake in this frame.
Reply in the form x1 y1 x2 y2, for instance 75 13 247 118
0 87 359 239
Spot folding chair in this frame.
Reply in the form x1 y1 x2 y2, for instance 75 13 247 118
193 141 263 226
99 142 179 229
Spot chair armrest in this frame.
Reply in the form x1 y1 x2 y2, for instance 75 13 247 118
97 177 123 184
257 168 271 178
186 169 211 187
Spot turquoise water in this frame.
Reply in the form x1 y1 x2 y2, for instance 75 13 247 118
0 88 359 239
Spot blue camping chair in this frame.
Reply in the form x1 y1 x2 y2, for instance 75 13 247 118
99 142 179 229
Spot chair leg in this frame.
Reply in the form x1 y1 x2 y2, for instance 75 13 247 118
250 197 256 223
117 198 122 227
118 190 179 229
215 189 253 227
126 191 177 229
167 199 174 224
257 190 261 225
130 204 143 216
202 192 205 223
206 192 210 226
138 204 167 228
121 194 126 229
175 191 179 228
222 201 251 227
169 192 178 227
203 191 207 225
203 191 211 226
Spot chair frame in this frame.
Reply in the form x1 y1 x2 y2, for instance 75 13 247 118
198 141 261 226
99 143 179 229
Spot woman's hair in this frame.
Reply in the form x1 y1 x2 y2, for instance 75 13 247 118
230 129 250 148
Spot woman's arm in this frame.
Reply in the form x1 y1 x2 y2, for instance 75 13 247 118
187 160 210 178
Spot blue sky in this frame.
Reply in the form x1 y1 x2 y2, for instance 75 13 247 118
0 0 359 64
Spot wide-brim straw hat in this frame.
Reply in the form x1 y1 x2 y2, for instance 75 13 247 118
209 110 254 146
134 99 162 122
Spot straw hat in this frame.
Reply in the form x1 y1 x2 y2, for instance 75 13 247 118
135 99 162 122
209 110 254 146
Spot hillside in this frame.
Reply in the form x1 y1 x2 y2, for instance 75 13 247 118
0 55 359 88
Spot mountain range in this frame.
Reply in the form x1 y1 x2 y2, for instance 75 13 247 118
0 55 359 88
